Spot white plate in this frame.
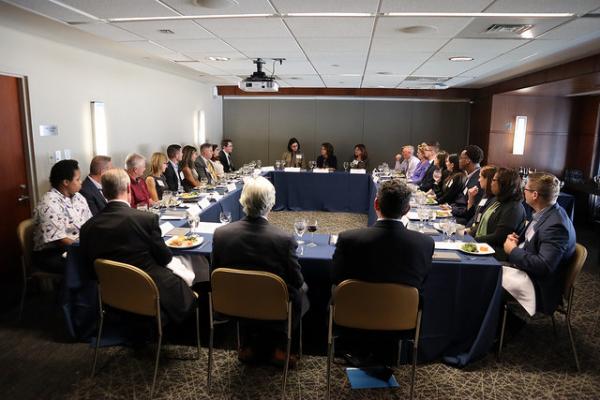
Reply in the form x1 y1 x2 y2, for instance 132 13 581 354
458 243 495 255
165 235 204 249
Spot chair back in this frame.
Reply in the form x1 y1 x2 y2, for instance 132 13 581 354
333 279 419 331
94 259 160 317
211 268 289 321
564 243 587 295
17 218 34 274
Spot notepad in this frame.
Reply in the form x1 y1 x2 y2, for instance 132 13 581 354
433 251 462 261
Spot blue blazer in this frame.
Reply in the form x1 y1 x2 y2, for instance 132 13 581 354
79 176 107 216
508 203 576 314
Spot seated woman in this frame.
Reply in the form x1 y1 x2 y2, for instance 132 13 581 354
211 144 225 179
281 137 305 168
410 143 430 185
473 168 526 261
32 159 92 273
349 143 369 170
146 152 168 202
316 142 337 170
180 145 202 192
466 165 497 229
434 153 466 205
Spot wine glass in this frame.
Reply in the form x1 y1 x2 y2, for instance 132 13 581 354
294 218 307 245
306 219 318 247
219 211 232 224
417 207 427 233
200 176 208 190
162 190 172 208
187 214 199 233
343 161 349 172
256 160 262 169
309 161 316 171
447 218 457 242
136 203 148 212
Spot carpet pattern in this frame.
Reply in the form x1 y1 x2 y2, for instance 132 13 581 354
1 211 598 399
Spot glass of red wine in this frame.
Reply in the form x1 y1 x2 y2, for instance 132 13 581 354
306 219 318 247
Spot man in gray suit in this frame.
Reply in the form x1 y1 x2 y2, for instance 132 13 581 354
194 143 217 184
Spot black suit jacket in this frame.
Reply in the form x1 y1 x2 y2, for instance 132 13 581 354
79 176 107 216
474 200 526 261
452 169 483 224
332 219 434 291
317 155 338 170
508 203 576 314
434 172 466 205
211 216 304 306
79 201 195 324
194 157 213 184
418 162 437 192
218 150 234 172
164 161 181 192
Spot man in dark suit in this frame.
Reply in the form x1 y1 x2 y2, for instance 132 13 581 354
79 155 111 216
218 138 235 172
503 172 576 316
164 144 182 192
194 143 217 184
418 142 438 193
211 176 306 364
79 168 196 325
333 179 434 290
452 145 484 225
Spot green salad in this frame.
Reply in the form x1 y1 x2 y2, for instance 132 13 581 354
461 243 478 253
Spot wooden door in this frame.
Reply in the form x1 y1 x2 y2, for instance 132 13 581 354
0 75 31 277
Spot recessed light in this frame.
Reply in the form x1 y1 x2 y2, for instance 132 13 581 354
449 56 474 62
191 0 238 9
376 72 393 75
207 56 230 61
331 64 340 67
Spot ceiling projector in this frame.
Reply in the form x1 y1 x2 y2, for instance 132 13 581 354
238 58 283 92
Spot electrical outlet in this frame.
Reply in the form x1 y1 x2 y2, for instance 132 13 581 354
64 149 71 159
55 150 62 162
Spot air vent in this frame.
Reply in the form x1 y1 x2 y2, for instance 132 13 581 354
405 76 450 83
158 29 175 34
485 24 533 34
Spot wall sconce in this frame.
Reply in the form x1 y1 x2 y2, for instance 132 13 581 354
91 101 108 155
512 115 527 155
194 110 206 146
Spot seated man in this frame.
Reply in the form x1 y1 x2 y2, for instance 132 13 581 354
194 143 218 184
211 176 306 365
503 172 576 317
79 155 112 216
125 153 154 208
332 179 434 365
451 145 484 224
394 145 419 179
79 168 197 325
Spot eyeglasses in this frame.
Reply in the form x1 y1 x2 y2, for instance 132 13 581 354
523 188 536 193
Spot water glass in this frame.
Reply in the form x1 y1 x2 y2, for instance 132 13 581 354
187 214 200 233
447 219 457 242
294 218 307 245
219 211 232 224
162 190 173 208
343 161 350 172
256 160 262 169
136 203 148 212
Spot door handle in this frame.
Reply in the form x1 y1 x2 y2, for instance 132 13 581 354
18 195 29 202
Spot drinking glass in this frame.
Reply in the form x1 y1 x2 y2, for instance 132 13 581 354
447 219 457 242
219 211 232 224
275 160 281 170
187 214 199 233
256 160 262 169
417 207 427 233
343 161 349 172
306 219 318 247
136 203 148 212
200 176 208 189
162 190 172 207
309 161 316 171
294 218 307 245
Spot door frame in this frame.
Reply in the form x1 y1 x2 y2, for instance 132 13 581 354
1 71 38 208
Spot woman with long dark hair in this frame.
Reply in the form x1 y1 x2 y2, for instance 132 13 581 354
434 153 466 205
180 145 202 191
316 142 337 170
349 143 369 170
281 137 305 168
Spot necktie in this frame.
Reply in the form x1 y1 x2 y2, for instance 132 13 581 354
207 161 218 182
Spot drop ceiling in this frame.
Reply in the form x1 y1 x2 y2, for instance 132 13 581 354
4 0 600 89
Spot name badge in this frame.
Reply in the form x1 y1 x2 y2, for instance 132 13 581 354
179 171 185 180
226 183 237 192
525 227 535 242
447 180 453 188
478 198 487 207
157 180 165 187
463 187 468 195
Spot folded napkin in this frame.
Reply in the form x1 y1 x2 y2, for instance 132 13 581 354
166 256 195 287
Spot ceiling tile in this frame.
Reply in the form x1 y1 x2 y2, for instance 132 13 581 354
380 0 493 13
370 37 447 54
162 0 275 16
272 0 379 13
113 20 213 40
73 22 144 41
322 75 363 87
120 40 183 58
298 37 371 54
278 75 325 87
59 0 178 19
310 54 367 74
4 0 97 22
457 16 570 40
439 38 527 56
284 17 375 38
375 16 474 38
154 38 235 53
183 61 237 75
274 60 317 75
412 54 489 77
539 17 600 40
365 53 432 75
362 74 407 87
197 17 289 38
485 0 600 14
225 36 300 53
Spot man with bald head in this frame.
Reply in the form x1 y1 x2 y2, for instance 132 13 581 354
80 155 112 215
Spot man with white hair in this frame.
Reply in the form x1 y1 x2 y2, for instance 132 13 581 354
394 145 420 179
211 176 306 366
80 168 197 325
125 152 154 207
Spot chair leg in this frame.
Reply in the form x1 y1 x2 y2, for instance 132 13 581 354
207 327 214 390
281 334 291 400
150 333 162 399
397 339 403 368
18 270 27 321
566 311 581 372
410 340 418 400
497 304 508 361
195 307 201 360
298 318 303 359
551 315 558 338
326 338 334 400
91 310 104 378
236 321 241 351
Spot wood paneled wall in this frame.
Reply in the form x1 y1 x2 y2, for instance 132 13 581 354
487 95 572 175
566 96 600 178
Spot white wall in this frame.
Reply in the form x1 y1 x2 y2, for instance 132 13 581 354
0 23 222 196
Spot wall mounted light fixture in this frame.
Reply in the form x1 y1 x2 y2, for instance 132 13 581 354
91 101 108 155
513 115 527 155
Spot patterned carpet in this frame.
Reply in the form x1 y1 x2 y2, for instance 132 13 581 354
1 212 599 400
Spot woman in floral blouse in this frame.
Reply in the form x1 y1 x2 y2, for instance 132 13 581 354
32 159 92 273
